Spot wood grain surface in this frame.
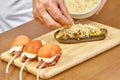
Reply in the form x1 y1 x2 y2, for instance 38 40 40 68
0 0 120 80
1 20 120 79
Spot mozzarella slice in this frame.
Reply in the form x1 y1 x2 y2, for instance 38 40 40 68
38 55 57 63
41 40 45 45
9 46 23 53
21 52 37 59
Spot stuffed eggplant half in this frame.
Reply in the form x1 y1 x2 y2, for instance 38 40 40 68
54 24 107 44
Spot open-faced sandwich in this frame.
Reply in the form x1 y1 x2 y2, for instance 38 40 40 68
54 23 107 44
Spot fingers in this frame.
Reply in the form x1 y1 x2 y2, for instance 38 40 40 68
38 6 62 28
33 0 73 29
33 0 45 25
96 0 107 15
46 4 72 26
58 0 73 22
33 11 45 25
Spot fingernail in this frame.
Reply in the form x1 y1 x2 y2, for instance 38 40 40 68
67 14 73 22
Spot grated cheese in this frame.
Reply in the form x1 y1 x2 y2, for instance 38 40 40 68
65 0 99 14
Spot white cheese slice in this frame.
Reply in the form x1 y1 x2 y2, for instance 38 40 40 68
41 40 45 45
38 55 57 63
9 46 23 53
21 52 37 59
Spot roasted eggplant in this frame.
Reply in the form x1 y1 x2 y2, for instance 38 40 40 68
54 24 107 44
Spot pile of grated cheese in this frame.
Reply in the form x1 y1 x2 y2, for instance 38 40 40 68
65 0 99 14
56 23 102 38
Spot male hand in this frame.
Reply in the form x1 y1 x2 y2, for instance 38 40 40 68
33 0 73 29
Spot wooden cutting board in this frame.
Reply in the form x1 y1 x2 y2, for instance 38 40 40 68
1 19 120 79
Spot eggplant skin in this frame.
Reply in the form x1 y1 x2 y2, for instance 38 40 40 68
54 28 107 44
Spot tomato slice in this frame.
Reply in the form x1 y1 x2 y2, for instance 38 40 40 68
23 40 42 54
10 35 31 48
38 43 61 58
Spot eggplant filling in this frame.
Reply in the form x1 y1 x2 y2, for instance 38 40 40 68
54 24 107 43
